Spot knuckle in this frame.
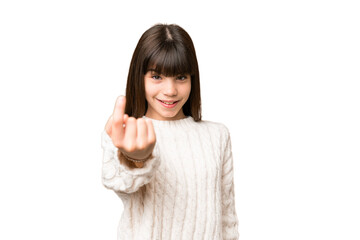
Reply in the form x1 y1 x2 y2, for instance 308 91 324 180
149 139 156 146
125 143 136 152
112 114 121 122
137 142 147 150
126 117 136 127
137 118 146 125
148 135 156 144
128 117 136 122
112 140 122 148
112 119 122 128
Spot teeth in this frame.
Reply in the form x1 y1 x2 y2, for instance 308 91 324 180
161 100 176 104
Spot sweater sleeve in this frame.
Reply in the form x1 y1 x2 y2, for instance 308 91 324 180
221 126 240 240
101 130 160 194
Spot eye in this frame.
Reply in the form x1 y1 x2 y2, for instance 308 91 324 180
177 75 187 81
152 75 162 80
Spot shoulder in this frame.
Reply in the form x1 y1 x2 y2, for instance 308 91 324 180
195 119 230 142
197 118 230 133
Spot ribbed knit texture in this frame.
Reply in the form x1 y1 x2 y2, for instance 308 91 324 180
101 116 239 240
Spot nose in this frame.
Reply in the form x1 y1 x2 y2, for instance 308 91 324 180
163 78 177 96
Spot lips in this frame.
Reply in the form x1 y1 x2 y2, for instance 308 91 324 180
159 99 179 104
157 99 179 108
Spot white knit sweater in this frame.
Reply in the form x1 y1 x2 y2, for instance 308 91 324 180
101 116 239 240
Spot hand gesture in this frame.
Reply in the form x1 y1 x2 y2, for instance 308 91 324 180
104 96 156 168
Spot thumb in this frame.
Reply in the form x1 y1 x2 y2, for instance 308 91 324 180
105 115 113 135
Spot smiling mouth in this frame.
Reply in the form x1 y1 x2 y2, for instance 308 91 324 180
158 99 179 105
157 99 180 108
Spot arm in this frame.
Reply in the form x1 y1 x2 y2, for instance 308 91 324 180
101 130 160 194
221 127 240 240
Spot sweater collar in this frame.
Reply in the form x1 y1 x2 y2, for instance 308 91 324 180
142 115 195 128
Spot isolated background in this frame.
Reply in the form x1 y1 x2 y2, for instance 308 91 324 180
0 0 359 239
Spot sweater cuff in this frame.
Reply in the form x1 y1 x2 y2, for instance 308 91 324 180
101 130 160 194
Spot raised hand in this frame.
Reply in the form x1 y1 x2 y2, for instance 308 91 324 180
105 96 156 168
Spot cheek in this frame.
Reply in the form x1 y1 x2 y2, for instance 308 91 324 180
184 82 191 97
144 79 154 97
145 86 156 98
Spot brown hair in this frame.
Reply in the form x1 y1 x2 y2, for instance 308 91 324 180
124 23 202 121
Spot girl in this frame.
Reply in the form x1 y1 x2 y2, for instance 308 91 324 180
101 24 239 240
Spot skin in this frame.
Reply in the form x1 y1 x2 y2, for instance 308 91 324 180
144 70 191 121
104 71 191 168
105 96 156 168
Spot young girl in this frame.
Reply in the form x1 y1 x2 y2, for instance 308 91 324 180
101 24 239 240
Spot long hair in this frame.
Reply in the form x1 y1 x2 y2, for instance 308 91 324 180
124 24 202 121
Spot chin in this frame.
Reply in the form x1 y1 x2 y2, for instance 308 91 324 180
158 111 181 119
161 113 178 119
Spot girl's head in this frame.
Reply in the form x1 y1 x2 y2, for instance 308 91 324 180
125 23 201 121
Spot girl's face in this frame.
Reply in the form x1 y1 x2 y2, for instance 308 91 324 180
144 70 191 121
